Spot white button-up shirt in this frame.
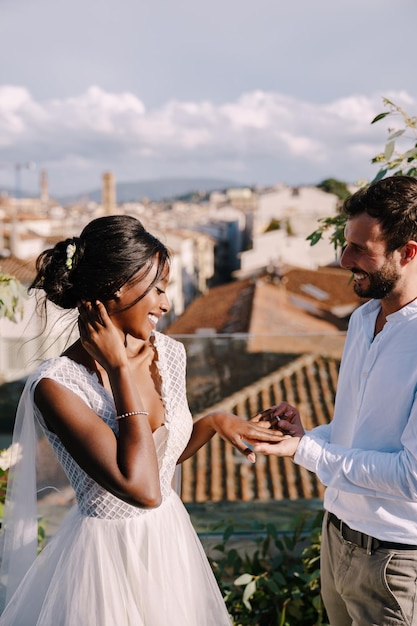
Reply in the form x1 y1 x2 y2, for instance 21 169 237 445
294 298 417 542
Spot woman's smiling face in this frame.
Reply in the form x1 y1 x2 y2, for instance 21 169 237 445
105 256 171 340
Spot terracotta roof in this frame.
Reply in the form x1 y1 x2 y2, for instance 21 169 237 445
166 272 358 341
282 266 363 316
249 280 346 334
0 256 36 285
181 352 338 503
166 278 256 334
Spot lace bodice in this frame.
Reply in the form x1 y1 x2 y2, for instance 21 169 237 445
29 332 193 519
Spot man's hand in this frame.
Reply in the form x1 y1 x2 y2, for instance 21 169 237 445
250 402 305 458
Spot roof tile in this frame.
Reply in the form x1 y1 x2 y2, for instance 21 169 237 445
181 353 338 502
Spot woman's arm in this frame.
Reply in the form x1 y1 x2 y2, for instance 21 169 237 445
177 409 286 464
35 300 162 508
35 377 161 508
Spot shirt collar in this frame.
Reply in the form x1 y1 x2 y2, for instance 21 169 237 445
364 297 417 321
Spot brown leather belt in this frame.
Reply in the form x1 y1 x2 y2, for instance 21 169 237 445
328 512 417 555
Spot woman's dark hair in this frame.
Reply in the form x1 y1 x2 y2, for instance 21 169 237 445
30 215 170 309
343 175 417 253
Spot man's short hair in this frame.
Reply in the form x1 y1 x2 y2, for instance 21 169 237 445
343 176 417 252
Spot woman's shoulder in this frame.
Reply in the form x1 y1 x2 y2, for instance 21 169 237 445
153 331 186 356
28 356 98 391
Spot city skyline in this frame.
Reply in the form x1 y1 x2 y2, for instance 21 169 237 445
1 0 416 195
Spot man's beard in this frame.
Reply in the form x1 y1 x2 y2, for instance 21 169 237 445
352 259 400 300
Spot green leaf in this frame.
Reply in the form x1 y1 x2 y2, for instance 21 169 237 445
371 168 388 183
371 111 390 124
272 571 288 586
264 578 280 594
223 524 234 542
306 231 322 246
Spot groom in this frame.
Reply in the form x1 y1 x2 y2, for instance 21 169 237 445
254 175 417 625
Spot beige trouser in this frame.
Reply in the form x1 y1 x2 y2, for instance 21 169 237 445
321 512 417 626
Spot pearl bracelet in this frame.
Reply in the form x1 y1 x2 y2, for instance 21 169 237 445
116 410 149 421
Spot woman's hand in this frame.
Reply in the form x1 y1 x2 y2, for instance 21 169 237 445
78 300 128 371
208 411 288 463
177 410 288 465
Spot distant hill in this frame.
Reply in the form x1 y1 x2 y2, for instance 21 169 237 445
58 177 243 204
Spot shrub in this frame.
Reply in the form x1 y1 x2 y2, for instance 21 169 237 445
208 510 328 626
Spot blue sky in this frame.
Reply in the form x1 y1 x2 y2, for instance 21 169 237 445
0 0 416 195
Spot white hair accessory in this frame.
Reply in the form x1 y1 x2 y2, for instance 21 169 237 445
65 243 77 270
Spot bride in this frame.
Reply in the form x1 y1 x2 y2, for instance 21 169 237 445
0 215 281 625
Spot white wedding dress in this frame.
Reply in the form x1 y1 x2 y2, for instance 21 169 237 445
0 332 231 625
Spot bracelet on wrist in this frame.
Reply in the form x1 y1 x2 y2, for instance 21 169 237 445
116 410 149 421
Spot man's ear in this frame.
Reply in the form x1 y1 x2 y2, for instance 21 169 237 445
401 241 417 264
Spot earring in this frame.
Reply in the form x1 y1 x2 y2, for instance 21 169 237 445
114 289 121 298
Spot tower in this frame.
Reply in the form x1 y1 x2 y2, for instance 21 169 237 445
102 172 116 215
40 169 49 206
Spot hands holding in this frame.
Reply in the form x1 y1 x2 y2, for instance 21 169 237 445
249 402 305 458
207 411 282 463
207 401 304 463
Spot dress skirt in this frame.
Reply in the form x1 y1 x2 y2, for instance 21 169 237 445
0 491 232 626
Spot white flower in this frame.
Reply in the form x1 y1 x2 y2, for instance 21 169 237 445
65 243 77 270
0 443 23 471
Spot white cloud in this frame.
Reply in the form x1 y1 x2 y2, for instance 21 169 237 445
0 86 47 147
0 85 415 194
49 87 146 134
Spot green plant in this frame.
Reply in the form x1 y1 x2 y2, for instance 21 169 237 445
370 98 417 181
307 98 417 254
317 178 351 203
0 269 26 322
306 212 348 255
208 510 328 626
